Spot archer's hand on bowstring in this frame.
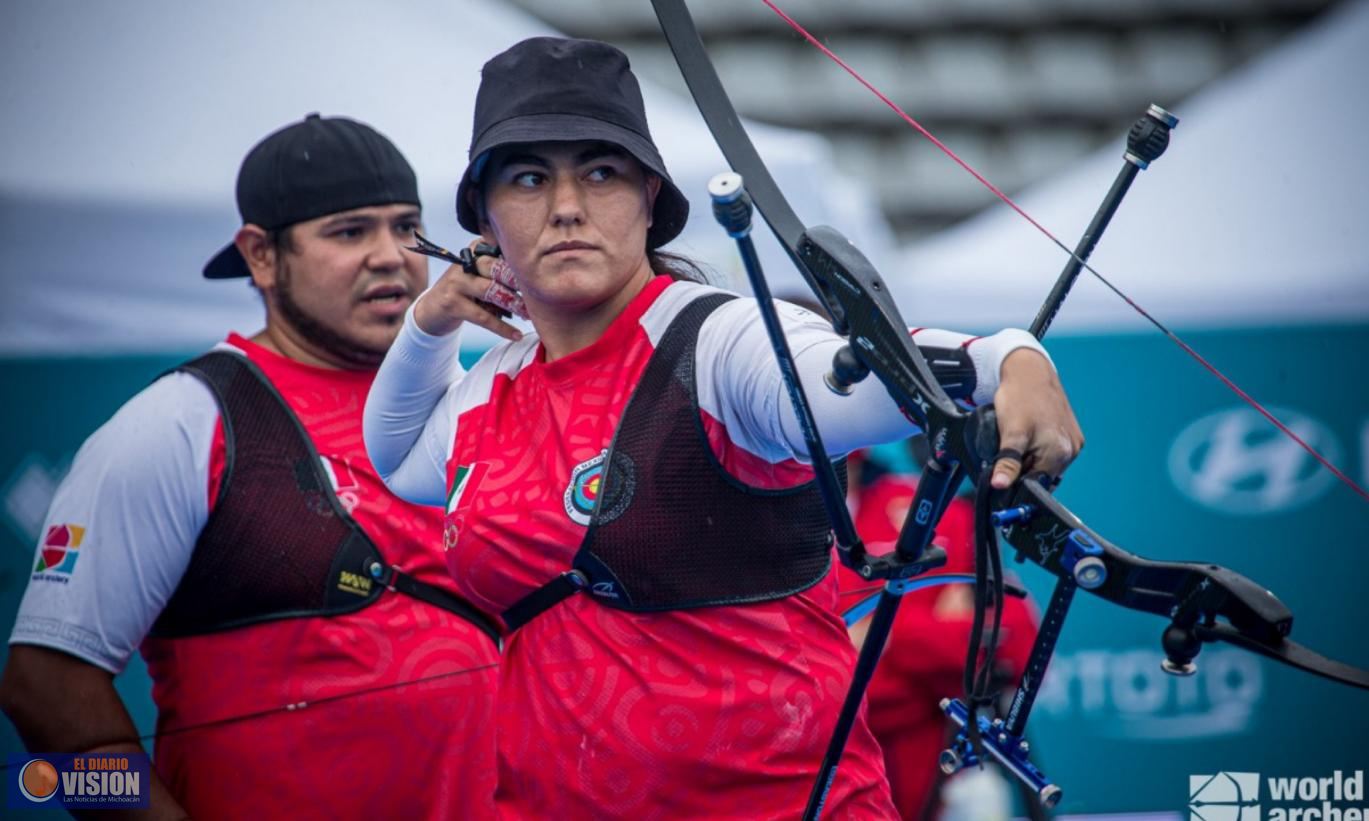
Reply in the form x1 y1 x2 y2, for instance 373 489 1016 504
413 240 528 341
989 348 1084 489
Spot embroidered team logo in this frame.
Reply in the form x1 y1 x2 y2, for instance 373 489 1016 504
33 524 85 581
564 451 607 526
563 449 635 526
444 463 487 550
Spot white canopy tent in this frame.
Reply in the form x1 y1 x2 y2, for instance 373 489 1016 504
0 0 893 355
896 0 1369 334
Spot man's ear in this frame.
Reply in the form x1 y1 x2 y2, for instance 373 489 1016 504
236 225 277 290
644 174 662 228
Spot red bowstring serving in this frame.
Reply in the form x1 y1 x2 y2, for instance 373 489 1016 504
760 0 1369 505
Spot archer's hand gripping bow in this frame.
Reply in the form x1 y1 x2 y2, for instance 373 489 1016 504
652 0 1369 816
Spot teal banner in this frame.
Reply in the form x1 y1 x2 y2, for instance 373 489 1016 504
0 326 1365 815
1007 323 1369 814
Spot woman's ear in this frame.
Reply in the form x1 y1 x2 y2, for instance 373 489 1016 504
644 174 662 227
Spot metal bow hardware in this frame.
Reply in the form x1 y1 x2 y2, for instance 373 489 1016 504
651 0 1369 815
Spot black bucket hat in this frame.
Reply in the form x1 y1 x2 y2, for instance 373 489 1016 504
204 114 420 279
455 37 689 249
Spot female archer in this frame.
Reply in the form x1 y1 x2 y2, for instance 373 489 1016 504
364 35 1083 819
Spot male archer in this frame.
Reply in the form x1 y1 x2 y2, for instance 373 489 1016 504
1 114 501 818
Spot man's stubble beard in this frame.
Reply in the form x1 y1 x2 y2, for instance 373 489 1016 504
274 259 396 369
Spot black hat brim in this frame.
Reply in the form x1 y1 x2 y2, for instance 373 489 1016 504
455 113 689 250
204 242 251 279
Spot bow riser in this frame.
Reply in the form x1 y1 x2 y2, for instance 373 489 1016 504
798 226 965 425
997 479 1295 638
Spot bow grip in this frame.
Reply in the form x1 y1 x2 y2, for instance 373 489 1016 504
962 405 1001 475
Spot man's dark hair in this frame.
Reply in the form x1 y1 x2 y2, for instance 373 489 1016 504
267 226 297 257
243 227 298 293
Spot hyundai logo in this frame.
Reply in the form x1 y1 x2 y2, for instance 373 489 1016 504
1168 407 1342 515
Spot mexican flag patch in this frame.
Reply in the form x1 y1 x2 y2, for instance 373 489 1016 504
446 462 487 517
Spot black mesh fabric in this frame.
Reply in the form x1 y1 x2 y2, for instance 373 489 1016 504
572 292 835 612
150 352 386 637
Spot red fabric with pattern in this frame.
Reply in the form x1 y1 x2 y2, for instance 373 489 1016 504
141 335 499 820
444 276 896 819
838 474 1039 820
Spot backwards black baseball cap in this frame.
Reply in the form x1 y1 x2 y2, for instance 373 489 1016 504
455 37 689 250
204 113 421 279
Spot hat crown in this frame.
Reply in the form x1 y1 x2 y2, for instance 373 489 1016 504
455 37 689 250
204 114 419 278
235 114 419 231
471 37 652 153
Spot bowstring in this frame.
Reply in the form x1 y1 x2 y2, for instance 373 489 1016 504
759 0 1369 505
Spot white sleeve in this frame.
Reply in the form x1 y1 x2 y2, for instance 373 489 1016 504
9 373 215 674
696 298 1052 462
363 300 466 508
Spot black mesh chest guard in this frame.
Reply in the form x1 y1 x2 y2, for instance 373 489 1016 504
503 292 837 629
150 352 497 644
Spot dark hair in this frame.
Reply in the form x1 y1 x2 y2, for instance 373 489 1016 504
267 225 297 256
650 250 709 284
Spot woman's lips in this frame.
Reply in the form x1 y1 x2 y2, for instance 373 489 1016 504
545 241 597 255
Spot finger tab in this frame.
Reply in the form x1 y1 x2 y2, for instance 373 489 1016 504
490 259 518 289
995 447 1024 464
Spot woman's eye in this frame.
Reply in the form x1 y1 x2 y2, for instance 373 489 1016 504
512 171 542 187
587 166 616 182
336 227 364 239
395 221 419 236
